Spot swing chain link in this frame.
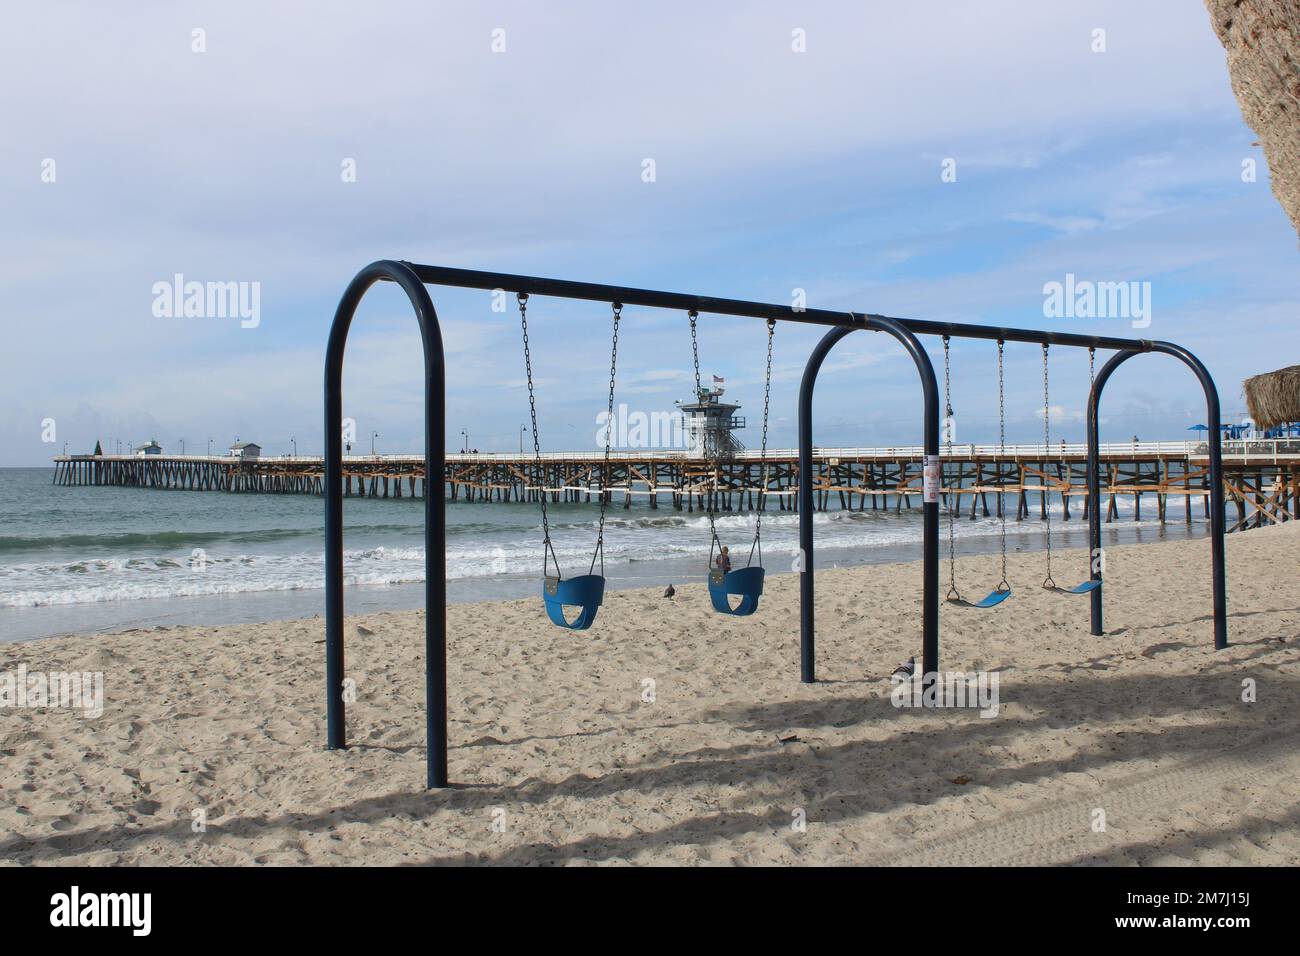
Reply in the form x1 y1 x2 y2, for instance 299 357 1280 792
943 336 960 602
689 311 702 398
518 292 560 579
748 319 775 567
1041 343 1055 589
688 311 722 559
591 301 621 576
997 339 1010 592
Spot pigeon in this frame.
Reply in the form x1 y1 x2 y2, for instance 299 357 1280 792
891 656 915 681
663 584 675 598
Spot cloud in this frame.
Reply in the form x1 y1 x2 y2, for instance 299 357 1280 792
1006 212 1106 235
1 1 1295 463
1034 404 1078 424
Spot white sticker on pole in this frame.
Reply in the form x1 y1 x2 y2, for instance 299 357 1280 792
923 455 940 504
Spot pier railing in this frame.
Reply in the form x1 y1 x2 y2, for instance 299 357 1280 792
55 438 1300 466
439 440 1300 461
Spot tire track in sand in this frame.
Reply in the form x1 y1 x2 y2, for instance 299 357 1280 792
873 734 1300 866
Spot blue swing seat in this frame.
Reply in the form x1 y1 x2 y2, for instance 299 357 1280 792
708 566 765 616
971 587 1012 609
543 574 605 630
1065 580 1100 594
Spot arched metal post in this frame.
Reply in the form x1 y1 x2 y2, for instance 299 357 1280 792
1087 343 1226 648
798 317 941 683
325 260 448 788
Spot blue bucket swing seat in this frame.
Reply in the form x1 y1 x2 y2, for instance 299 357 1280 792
543 573 606 630
708 565 765 616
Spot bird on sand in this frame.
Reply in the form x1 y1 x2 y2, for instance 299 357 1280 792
891 656 915 681
663 584 675 598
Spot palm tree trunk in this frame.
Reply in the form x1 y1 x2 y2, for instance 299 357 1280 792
1205 0 1300 245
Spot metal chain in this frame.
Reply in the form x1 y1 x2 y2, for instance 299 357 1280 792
518 293 560 579
1041 343 1055 589
688 311 721 560
997 340 1009 591
590 302 621 576
748 319 775 567
689 311 702 397
1088 346 1097 432
943 336 960 602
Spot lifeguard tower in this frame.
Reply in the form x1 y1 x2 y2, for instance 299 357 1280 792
677 380 746 459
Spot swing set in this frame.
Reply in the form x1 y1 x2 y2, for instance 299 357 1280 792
323 260 1228 788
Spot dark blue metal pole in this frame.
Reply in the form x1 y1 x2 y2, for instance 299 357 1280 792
325 260 448 787
1085 358 1113 637
797 317 940 683
1087 344 1226 648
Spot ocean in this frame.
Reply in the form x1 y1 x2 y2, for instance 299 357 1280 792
0 467 1211 643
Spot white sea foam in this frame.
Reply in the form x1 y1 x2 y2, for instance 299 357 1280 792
0 505 1181 609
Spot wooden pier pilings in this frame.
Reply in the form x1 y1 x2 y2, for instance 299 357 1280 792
50 446 1300 532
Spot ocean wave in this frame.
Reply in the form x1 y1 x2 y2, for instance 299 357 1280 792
0 527 319 553
0 501 1192 608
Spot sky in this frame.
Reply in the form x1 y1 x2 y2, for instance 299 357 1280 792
1 0 1297 465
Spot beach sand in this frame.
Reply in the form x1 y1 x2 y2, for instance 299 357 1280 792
2 523 1299 866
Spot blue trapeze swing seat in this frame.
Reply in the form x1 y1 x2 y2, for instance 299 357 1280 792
969 585 1012 609
1058 579 1100 595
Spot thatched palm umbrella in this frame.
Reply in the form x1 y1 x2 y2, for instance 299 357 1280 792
1243 365 1300 430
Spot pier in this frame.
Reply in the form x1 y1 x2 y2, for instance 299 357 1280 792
51 440 1299 532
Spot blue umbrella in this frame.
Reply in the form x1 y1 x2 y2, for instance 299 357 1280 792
1187 424 1208 431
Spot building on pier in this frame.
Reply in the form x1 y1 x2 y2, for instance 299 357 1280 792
676 381 745 459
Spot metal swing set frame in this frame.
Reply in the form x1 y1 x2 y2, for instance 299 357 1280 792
324 259 1228 788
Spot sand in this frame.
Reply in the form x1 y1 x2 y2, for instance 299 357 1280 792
2 522 1299 866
